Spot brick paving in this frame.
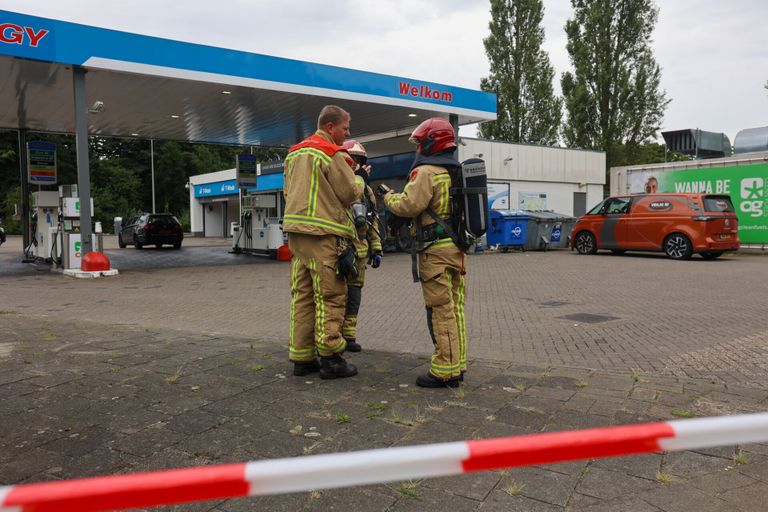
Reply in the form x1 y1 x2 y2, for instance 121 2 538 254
2 247 768 385
2 244 768 510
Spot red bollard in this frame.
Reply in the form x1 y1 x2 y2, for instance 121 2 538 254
276 244 292 261
81 251 111 271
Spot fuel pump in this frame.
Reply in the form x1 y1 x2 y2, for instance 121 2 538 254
59 185 100 270
30 190 60 262
232 193 284 258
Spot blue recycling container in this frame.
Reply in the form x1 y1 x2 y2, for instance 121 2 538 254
486 210 528 248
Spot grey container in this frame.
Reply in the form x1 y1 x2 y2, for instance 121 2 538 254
521 211 578 250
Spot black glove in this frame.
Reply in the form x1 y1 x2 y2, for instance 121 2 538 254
355 164 371 183
376 183 392 197
336 245 359 281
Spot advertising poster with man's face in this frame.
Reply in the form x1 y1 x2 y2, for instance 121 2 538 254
628 164 768 244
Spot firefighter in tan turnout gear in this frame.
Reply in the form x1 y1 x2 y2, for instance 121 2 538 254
283 105 365 379
340 140 383 352
381 118 467 388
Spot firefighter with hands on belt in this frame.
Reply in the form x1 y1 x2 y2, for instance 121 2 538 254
340 139 383 352
283 105 365 380
379 118 468 388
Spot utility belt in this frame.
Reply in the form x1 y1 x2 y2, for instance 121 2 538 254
418 222 448 244
410 216 456 283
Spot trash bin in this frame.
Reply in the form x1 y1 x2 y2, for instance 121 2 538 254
522 211 578 250
113 217 122 235
486 210 528 250
230 221 238 237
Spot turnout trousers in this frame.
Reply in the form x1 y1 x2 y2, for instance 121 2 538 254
419 240 467 380
288 233 348 361
342 256 367 341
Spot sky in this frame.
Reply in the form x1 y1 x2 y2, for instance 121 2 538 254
1 0 766 145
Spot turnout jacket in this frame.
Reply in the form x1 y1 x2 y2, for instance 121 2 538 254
283 130 365 239
384 164 452 233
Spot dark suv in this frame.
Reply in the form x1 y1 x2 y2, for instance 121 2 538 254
118 213 183 249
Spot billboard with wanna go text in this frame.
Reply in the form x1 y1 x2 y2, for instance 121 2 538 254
628 163 768 244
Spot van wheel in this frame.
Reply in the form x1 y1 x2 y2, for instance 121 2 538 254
701 251 723 260
664 233 692 260
574 231 597 255
134 236 143 250
611 249 626 255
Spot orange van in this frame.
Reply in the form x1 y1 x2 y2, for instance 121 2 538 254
569 194 739 260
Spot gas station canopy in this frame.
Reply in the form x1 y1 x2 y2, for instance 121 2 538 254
0 9 496 146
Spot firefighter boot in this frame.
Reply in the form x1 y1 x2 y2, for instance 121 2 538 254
319 354 358 380
416 372 461 388
345 338 362 352
293 359 320 376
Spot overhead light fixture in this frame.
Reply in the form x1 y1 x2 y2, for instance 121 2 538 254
221 90 232 95
88 100 105 114
408 113 417 117
170 114 180 119
130 133 139 137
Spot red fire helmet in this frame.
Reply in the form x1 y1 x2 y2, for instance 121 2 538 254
342 139 367 158
409 118 456 155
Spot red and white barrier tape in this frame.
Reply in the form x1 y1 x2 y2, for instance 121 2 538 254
2 412 768 512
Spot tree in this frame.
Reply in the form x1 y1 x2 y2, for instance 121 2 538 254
479 0 562 145
561 0 670 177
90 159 141 226
612 142 688 167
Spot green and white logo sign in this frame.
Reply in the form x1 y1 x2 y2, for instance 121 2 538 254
631 163 768 244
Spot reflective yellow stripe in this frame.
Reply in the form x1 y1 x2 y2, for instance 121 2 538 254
430 238 455 249
289 257 300 351
309 258 325 349
430 358 462 370
284 214 355 238
456 273 467 367
308 158 320 216
290 347 316 357
370 241 382 251
356 249 368 258
285 147 332 166
433 174 451 217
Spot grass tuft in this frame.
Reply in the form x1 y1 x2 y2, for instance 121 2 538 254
395 480 421 499
655 471 674 485
502 482 525 496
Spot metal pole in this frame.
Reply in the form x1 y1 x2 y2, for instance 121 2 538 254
449 114 459 143
72 66 93 257
151 139 156 213
18 129 30 254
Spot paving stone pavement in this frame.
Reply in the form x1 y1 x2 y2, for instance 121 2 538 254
2 249 768 385
2 314 768 511
3 247 768 510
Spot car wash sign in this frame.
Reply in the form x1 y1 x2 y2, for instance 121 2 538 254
629 163 768 244
27 141 57 185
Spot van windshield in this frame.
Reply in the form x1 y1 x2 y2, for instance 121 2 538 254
703 196 735 213
587 200 607 215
